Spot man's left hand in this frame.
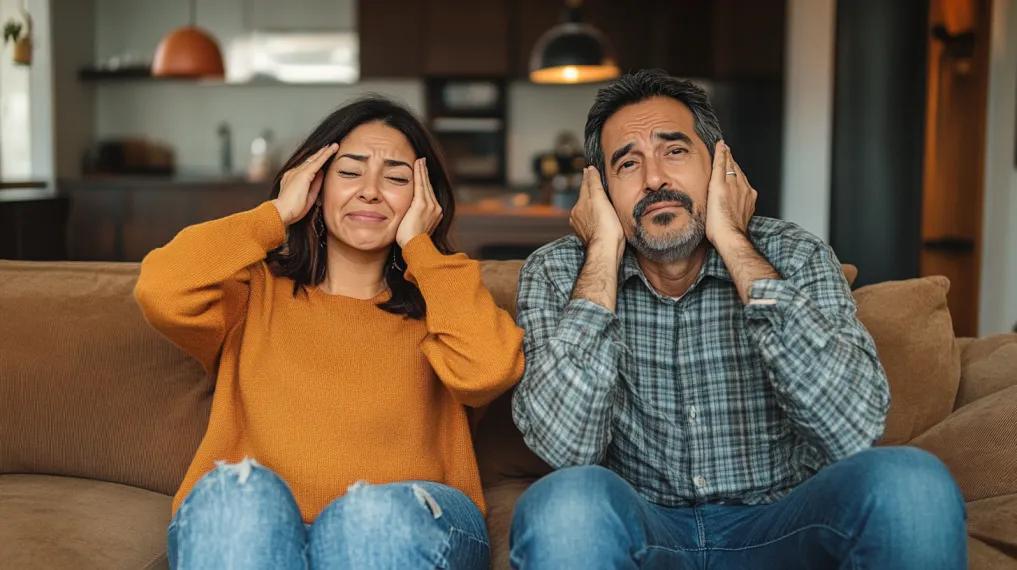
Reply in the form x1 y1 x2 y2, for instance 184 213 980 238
705 140 757 248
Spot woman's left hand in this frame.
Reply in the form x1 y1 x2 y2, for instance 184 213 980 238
396 158 444 247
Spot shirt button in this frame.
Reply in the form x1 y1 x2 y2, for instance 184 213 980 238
688 406 698 421
693 475 707 489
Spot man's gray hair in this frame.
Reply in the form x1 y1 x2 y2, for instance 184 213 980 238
584 69 724 184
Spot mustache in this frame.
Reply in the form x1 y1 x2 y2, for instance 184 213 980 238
632 190 695 220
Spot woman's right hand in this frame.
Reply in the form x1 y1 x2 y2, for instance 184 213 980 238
271 142 339 226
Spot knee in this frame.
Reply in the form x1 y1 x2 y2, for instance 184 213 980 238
316 482 441 540
184 458 297 518
847 447 964 521
512 465 634 538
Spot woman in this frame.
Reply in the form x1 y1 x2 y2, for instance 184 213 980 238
134 97 525 569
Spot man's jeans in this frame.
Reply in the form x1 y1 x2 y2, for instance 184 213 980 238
510 447 967 569
167 459 490 569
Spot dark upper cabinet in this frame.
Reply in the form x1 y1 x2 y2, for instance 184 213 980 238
424 0 510 75
709 0 786 80
510 0 784 80
360 0 784 80
359 0 426 78
360 0 509 77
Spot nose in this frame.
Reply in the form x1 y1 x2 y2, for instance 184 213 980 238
642 155 668 194
357 173 382 203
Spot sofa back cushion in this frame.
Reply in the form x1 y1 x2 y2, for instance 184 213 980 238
853 276 961 445
0 261 211 495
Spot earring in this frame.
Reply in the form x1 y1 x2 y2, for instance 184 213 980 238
390 248 406 273
314 207 326 250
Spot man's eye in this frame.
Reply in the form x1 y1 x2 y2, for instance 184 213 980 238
668 148 687 155
620 160 636 170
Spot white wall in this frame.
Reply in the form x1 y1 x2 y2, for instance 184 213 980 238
779 0 836 241
0 0 33 179
979 0 1017 335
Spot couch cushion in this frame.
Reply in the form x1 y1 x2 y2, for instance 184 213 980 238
955 333 1017 409
484 478 535 570
479 260 525 318
911 384 1017 502
0 261 211 495
853 276 961 445
0 474 170 569
966 494 1017 568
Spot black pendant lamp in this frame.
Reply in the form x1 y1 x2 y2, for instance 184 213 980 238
529 0 620 84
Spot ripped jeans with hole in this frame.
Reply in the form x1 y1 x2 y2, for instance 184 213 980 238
167 458 490 570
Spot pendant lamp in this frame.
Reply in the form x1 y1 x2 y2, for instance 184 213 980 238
152 0 224 78
529 0 620 84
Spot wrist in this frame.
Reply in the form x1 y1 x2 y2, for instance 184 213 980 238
270 199 293 226
587 236 624 265
711 227 750 254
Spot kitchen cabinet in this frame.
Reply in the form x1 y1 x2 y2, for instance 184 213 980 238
0 194 68 261
361 0 784 80
508 0 783 80
360 0 509 77
358 0 426 77
423 0 510 75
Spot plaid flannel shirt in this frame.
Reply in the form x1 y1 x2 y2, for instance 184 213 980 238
512 216 890 506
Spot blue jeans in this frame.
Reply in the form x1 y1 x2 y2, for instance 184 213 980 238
167 459 490 569
510 447 967 569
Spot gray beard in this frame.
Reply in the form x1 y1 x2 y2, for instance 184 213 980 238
630 210 706 263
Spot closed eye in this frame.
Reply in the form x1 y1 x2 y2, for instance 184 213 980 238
387 177 410 185
338 170 359 177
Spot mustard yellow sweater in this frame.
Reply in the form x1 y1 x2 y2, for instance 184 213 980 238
134 202 525 522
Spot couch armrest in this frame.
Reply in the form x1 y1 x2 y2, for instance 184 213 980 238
955 333 1017 410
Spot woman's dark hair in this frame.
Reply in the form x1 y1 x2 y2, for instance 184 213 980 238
266 96 455 319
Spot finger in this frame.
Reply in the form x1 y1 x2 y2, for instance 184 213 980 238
294 145 327 172
302 143 338 173
421 158 437 207
711 140 727 181
412 158 425 206
308 170 324 202
579 166 591 198
586 166 605 195
724 146 736 183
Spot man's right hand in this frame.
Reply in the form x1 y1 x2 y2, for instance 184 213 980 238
568 166 625 312
570 166 625 259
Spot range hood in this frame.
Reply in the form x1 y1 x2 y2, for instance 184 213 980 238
225 31 359 84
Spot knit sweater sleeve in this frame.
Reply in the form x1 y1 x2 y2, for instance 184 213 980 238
401 234 525 407
134 201 286 373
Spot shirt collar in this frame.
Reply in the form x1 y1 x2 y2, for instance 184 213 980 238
619 243 732 293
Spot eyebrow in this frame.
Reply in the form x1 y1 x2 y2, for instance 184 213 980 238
336 153 412 169
655 131 694 144
609 143 635 169
608 131 694 169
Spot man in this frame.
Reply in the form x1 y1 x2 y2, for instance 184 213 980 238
509 70 966 569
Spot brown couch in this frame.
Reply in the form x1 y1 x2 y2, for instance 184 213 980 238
2 259 1016 569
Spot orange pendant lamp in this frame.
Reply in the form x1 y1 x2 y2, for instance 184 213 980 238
152 0 224 78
